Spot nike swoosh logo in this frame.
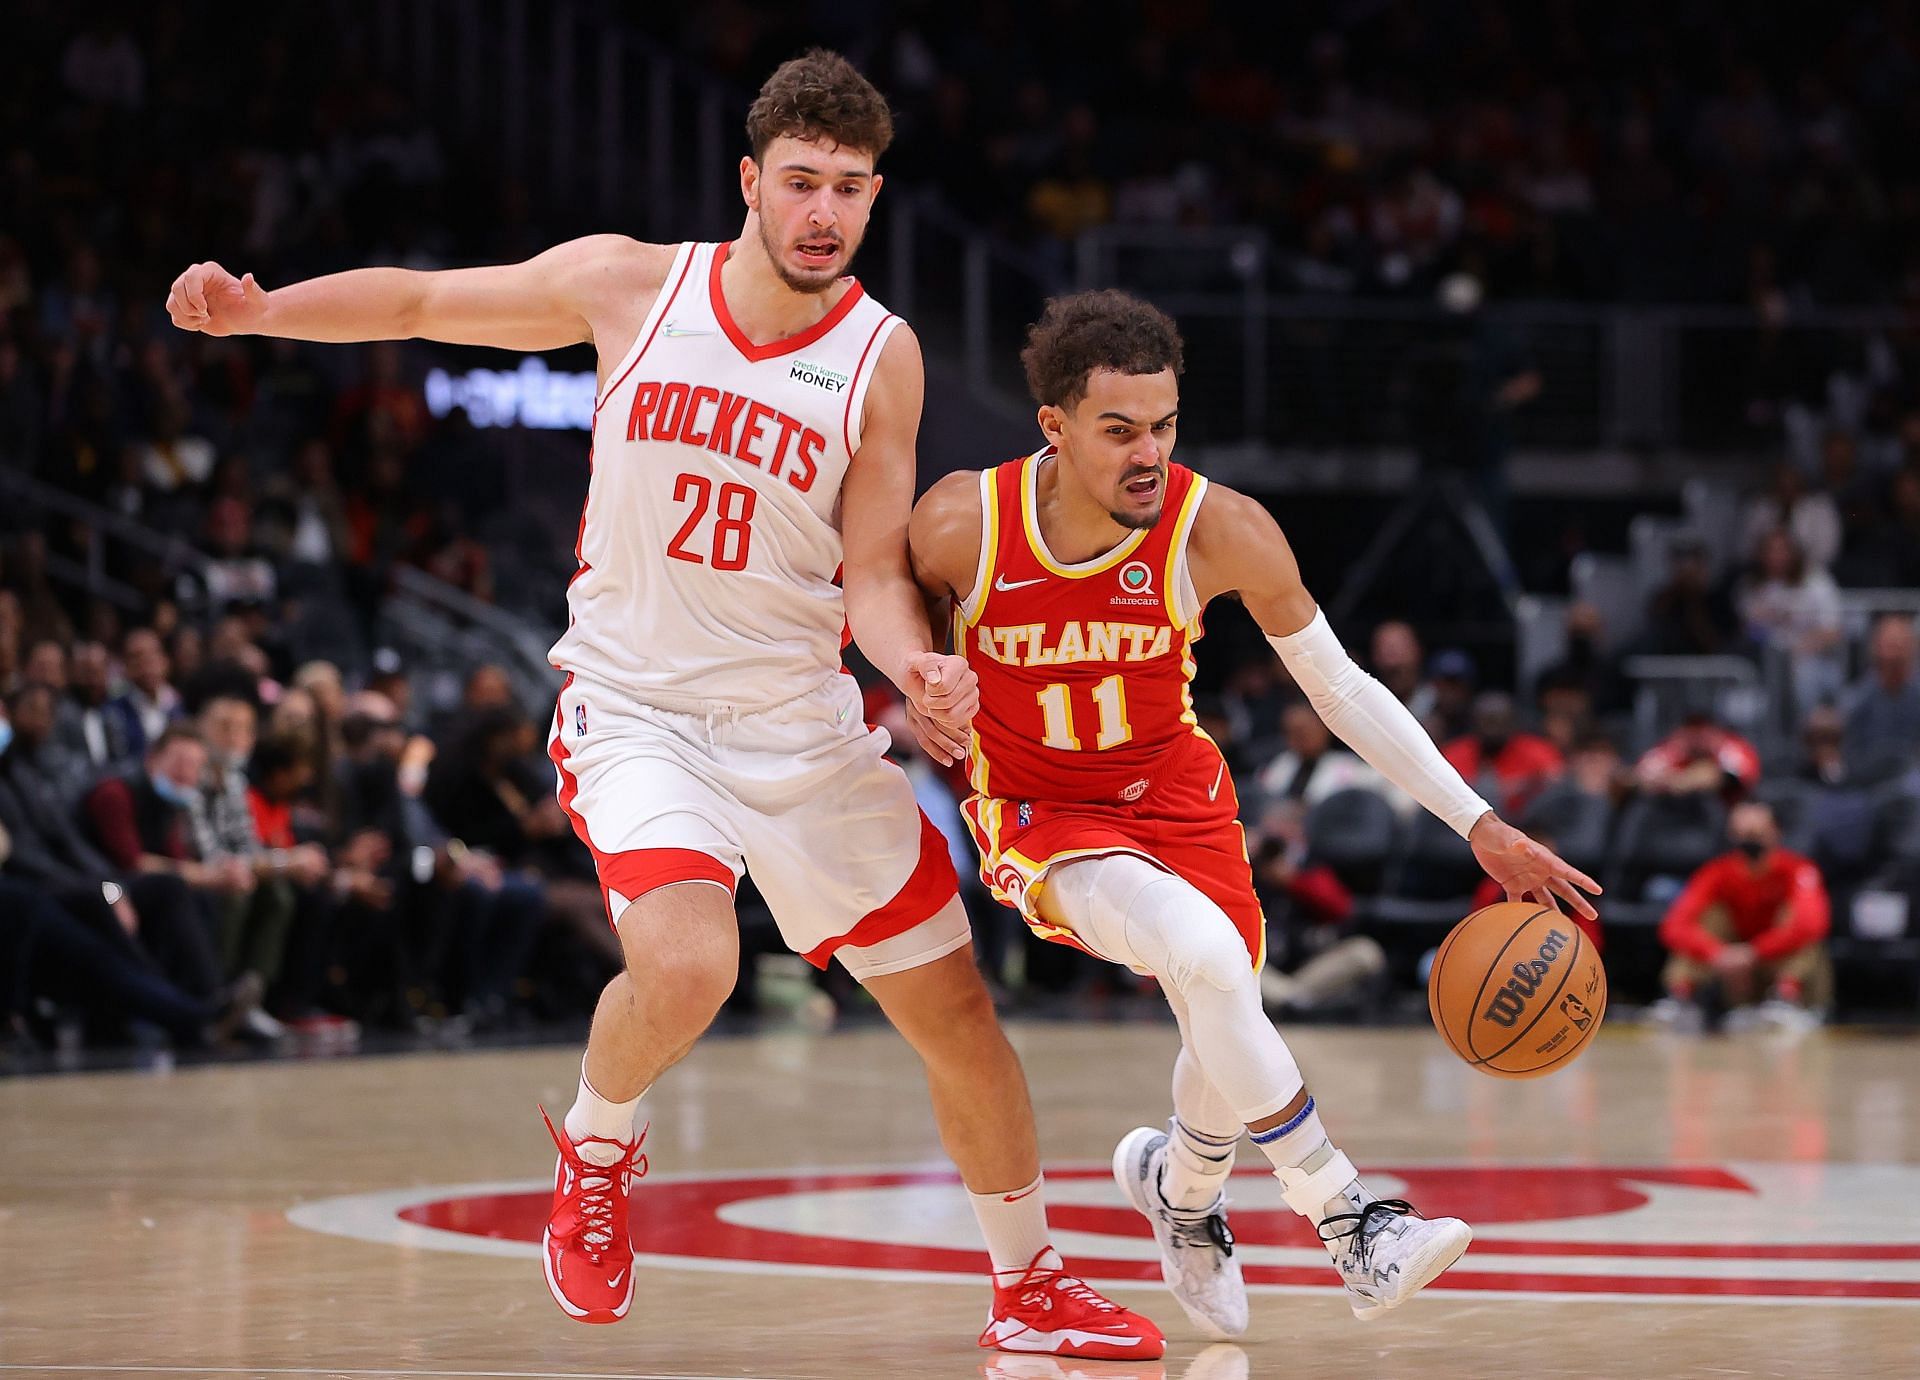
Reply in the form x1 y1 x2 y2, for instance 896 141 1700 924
607 1269 627 1289
1002 1183 1041 1203
659 322 712 337
995 575 1047 592
1208 762 1226 801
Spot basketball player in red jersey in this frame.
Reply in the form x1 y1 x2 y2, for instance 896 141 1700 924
910 291 1602 1337
166 55 1160 1360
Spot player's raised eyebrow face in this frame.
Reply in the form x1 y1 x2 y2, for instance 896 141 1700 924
1095 409 1180 426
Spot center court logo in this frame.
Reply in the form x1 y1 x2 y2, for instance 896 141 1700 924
286 1161 1920 1305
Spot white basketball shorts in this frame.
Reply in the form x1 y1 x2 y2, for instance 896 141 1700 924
547 670 966 979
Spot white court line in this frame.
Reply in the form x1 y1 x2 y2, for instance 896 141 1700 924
0 1368 790 1380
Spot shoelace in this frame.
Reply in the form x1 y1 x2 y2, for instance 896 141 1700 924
1316 1197 1416 1268
1165 1204 1235 1257
1006 1251 1123 1314
540 1105 648 1263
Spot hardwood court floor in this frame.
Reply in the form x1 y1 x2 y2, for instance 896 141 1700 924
3 1019 1919 1380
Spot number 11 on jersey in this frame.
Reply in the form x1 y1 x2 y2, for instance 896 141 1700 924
1037 675 1132 751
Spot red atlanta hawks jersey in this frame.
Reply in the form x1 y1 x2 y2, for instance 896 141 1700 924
548 241 901 712
959 447 1212 805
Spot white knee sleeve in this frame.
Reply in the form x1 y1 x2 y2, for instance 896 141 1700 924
1046 855 1304 1123
1050 854 1248 994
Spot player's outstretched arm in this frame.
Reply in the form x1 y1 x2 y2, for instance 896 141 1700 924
166 235 672 351
842 328 977 762
1189 485 1601 919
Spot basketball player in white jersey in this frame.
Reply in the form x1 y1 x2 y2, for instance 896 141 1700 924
166 52 1162 1361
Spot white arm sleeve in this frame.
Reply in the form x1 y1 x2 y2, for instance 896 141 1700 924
1267 608 1493 839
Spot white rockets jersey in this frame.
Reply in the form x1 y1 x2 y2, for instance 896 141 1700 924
548 241 902 712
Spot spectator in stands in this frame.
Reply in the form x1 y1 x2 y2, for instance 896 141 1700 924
1369 620 1436 722
0 718 235 1026
135 395 216 496
1645 534 1739 656
198 496 279 619
1797 704 1853 787
1247 797 1383 1017
1257 701 1407 815
1636 712 1762 802
419 707 552 1026
194 695 328 1017
462 663 515 715
1443 691 1563 815
1738 528 1845 713
1565 733 1634 812
1426 647 1478 741
1654 800 1832 1032
84 725 257 923
1741 460 1841 575
60 639 134 770
112 628 183 755
1841 613 1920 784
260 437 352 569
1534 602 1628 718
1 683 95 816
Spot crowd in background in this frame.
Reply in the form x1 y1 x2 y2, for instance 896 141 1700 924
671 0 1920 307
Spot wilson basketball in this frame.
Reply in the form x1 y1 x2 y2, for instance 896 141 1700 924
1428 901 1607 1079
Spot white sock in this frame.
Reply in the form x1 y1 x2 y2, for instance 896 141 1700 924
563 1061 643 1167
968 1173 1058 1281
1249 1096 1363 1229
1163 1116 1237 1212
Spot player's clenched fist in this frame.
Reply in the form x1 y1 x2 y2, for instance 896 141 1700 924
903 651 978 723
166 262 269 335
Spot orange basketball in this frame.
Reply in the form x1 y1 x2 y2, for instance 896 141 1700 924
1428 901 1607 1079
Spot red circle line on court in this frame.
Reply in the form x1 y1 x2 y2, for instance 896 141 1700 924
396 1164 1920 1302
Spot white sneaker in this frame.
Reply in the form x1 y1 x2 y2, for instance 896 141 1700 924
1319 1192 1472 1320
1113 1124 1248 1339
1646 996 1704 1034
1753 999 1823 1036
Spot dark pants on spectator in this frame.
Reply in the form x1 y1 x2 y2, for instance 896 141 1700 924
458 873 546 1018
216 878 296 988
1 878 214 1044
59 874 225 1002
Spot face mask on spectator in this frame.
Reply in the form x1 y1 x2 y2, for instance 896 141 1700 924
1734 835 1768 862
150 773 192 807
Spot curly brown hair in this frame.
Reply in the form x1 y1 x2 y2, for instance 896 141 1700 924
745 50 894 164
1020 290 1185 409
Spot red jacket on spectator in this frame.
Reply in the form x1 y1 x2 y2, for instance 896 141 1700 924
1658 849 1830 963
247 787 295 850
1442 733 1564 814
1636 725 1762 797
1471 876 1603 951
85 774 193 869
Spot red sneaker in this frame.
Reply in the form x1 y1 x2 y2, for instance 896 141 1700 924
979 1249 1165 1360
538 1105 647 1324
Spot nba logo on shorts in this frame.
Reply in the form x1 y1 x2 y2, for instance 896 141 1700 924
1018 801 1032 827
575 704 588 738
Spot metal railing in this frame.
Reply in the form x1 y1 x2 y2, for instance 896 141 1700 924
0 467 208 612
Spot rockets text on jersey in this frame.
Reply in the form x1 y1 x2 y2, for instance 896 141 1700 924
958 448 1212 806
548 241 901 712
